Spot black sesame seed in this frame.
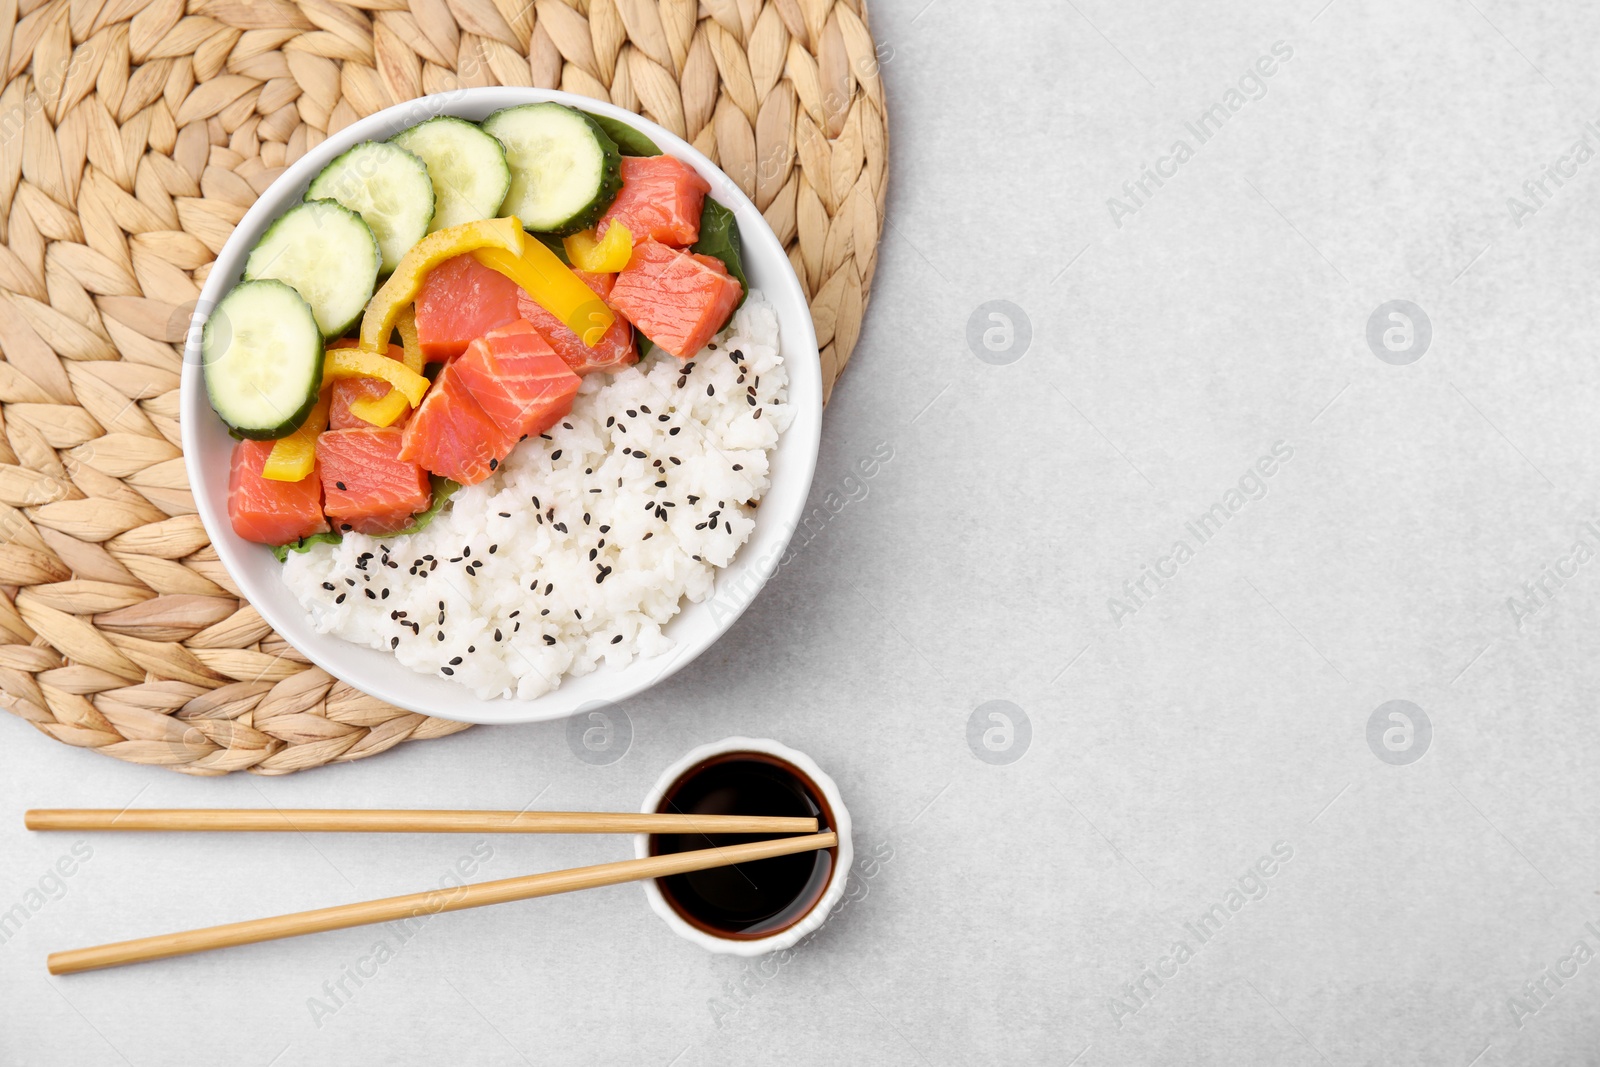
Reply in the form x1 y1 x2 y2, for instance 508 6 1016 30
499 511 511 518
583 512 591 524
754 408 762 419
468 645 475 653
589 548 598 560
669 427 680 436
676 376 688 388
546 583 553 595
489 544 498 554
391 637 399 649
706 384 715 396
543 635 556 645
450 656 463 665
655 480 667 488
599 525 610 533
563 421 572 429
437 632 445 641
494 629 502 641
551 449 562 460
626 409 637 418
441 666 454 676
322 582 335 591
488 458 498 470
606 416 615 427
611 634 623 644
336 481 347 491
732 463 743 471
541 608 550 615
336 594 346 604
341 524 352 532
381 588 390 599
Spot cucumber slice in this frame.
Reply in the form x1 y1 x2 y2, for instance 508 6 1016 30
244 200 380 337
306 141 435 273
390 117 511 234
483 103 622 235
202 280 324 440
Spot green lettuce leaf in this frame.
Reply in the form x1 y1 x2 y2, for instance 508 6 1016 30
691 198 748 315
589 115 661 157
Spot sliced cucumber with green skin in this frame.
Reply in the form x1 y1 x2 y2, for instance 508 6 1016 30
390 117 511 234
202 280 324 440
244 199 380 337
305 141 434 274
483 103 622 235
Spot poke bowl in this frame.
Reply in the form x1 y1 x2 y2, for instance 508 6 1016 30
179 87 823 726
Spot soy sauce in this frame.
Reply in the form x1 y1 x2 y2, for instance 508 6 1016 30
650 752 835 939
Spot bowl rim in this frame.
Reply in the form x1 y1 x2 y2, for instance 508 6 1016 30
179 87 822 725
634 737 853 955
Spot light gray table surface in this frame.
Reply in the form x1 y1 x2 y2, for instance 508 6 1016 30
6 0 1600 1063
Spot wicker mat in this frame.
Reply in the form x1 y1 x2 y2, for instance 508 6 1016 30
0 0 887 774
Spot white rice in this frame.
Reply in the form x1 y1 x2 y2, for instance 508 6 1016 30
282 291 791 700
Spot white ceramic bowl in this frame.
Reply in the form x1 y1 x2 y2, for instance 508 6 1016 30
180 88 822 725
635 738 852 955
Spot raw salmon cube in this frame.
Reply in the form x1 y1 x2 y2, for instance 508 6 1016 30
454 320 582 442
414 253 522 361
228 440 327 546
607 239 742 359
517 270 638 375
399 362 515 486
316 428 432 535
598 156 710 246
328 343 410 430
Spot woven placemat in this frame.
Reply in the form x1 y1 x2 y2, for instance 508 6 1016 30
0 0 887 774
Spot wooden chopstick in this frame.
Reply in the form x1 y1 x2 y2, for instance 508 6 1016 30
25 809 819 835
48 831 838 974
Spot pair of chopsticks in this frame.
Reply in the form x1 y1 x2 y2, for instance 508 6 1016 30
28 808 833 975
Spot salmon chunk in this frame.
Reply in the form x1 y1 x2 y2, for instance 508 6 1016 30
517 271 638 375
414 253 522 361
453 320 582 442
399 362 515 486
228 440 327 545
607 240 743 359
316 427 432 535
598 156 710 246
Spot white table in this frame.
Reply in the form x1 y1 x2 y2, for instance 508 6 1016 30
6 1 1600 1062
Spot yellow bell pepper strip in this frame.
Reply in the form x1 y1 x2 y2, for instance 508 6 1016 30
322 339 416 428
395 306 425 374
473 241 615 348
563 222 633 273
262 387 331 482
358 216 527 353
322 347 431 406
349 386 413 428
